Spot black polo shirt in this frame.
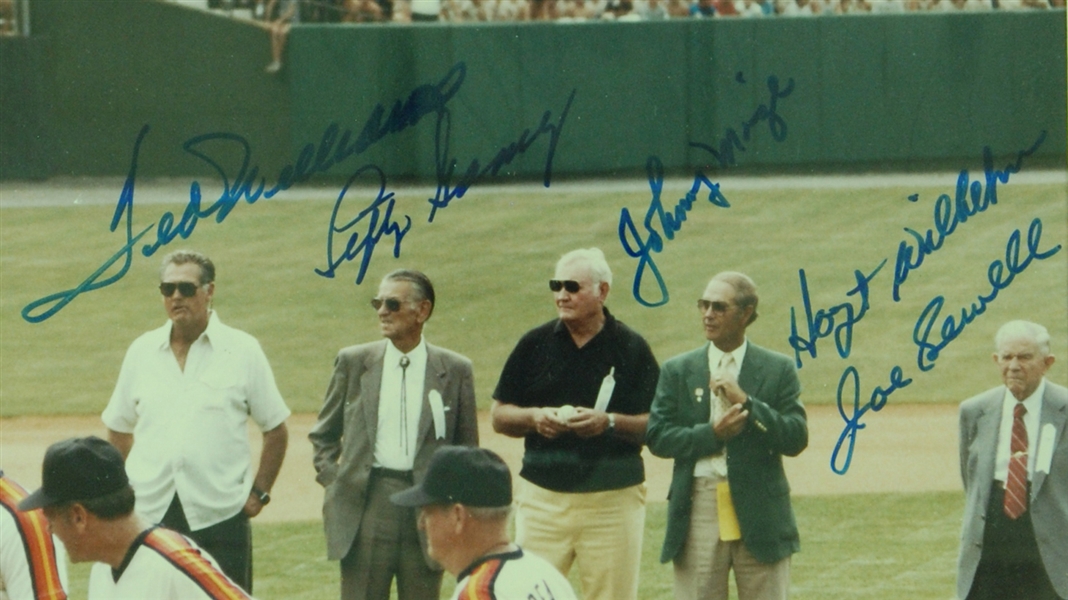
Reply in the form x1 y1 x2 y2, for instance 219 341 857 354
493 308 659 493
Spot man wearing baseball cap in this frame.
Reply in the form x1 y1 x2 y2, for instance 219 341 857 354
390 446 577 600
19 437 252 600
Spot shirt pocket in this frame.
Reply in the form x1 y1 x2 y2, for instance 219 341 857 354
197 356 249 414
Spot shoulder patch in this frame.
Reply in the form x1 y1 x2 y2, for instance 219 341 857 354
456 557 505 600
0 477 67 600
142 528 251 600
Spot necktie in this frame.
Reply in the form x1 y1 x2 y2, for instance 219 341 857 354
1003 402 1028 519
710 353 736 423
399 356 410 457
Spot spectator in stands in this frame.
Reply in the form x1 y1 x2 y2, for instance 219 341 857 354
456 0 490 19
493 0 529 19
345 0 385 20
781 0 822 14
737 0 766 15
833 0 869 12
638 0 670 18
264 0 297 74
665 0 691 15
711 0 739 14
410 0 440 20
691 0 716 16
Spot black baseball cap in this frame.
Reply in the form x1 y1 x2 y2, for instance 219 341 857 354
390 446 512 508
18 436 129 511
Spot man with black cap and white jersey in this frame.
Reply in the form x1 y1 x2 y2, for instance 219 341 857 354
390 446 577 600
19 437 252 600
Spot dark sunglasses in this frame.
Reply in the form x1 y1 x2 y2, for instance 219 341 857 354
371 297 404 312
549 280 581 293
697 299 733 314
159 281 201 298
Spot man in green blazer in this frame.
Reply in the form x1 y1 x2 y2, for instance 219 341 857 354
646 271 807 600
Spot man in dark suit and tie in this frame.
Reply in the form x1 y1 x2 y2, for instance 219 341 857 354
646 271 807 600
309 269 479 600
957 320 1067 600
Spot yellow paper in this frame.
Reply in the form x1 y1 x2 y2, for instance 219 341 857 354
717 482 741 541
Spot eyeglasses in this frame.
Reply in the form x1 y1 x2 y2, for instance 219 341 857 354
159 282 202 298
697 299 733 314
371 297 404 312
549 280 581 293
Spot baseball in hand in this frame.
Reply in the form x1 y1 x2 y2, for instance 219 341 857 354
556 404 576 421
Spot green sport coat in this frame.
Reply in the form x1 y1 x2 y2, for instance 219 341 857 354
646 341 807 565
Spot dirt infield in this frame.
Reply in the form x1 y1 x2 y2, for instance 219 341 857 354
0 403 959 523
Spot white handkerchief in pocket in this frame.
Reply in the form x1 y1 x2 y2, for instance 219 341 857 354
429 390 447 440
593 367 616 413
1036 423 1056 474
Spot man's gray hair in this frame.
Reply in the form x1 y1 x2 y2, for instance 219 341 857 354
160 250 215 285
465 504 513 522
995 320 1051 356
556 248 612 287
711 271 759 325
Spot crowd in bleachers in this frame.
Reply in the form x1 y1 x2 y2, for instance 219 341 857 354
248 0 1063 24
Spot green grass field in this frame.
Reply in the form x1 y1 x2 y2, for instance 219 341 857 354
62 492 963 600
1 179 1065 416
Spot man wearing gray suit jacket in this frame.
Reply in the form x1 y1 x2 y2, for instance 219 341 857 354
957 320 1067 600
309 269 479 600
647 271 807 600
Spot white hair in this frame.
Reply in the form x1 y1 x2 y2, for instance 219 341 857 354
556 248 612 287
995 320 1051 356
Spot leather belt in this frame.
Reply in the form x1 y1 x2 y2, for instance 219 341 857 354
372 467 413 482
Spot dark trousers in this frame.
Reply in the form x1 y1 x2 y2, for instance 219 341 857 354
162 494 252 593
340 470 442 600
966 483 1061 600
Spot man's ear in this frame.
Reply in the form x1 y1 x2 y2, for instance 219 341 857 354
69 503 90 531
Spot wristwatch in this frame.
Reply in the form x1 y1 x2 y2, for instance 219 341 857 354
251 486 271 506
607 413 616 433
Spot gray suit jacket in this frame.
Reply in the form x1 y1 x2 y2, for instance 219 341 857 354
957 380 1068 599
308 340 479 562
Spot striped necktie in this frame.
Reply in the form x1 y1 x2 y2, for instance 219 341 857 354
1003 402 1028 519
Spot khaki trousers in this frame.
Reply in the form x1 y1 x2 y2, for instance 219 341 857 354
515 480 646 600
674 476 790 600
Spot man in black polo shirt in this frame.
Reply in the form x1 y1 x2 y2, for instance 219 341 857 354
491 247 659 600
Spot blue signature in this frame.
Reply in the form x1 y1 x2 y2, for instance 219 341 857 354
689 75 794 167
619 74 794 307
912 217 1061 372
21 127 156 324
314 165 412 285
618 157 730 307
427 89 576 223
831 364 914 475
182 62 467 208
831 215 1060 474
788 260 886 369
891 131 1046 302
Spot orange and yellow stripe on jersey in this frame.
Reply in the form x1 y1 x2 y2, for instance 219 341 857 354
0 476 67 600
142 528 251 600
455 557 505 600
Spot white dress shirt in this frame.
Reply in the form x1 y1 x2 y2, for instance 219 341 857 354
102 312 291 530
994 379 1045 482
694 340 749 478
373 338 428 471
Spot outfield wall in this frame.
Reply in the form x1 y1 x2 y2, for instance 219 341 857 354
1 1 1064 180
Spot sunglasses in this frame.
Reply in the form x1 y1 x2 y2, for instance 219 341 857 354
159 281 202 298
549 280 581 293
697 299 733 314
371 297 404 312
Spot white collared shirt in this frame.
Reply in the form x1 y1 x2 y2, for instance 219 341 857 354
994 379 1045 482
694 340 749 478
374 338 428 471
102 312 291 530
